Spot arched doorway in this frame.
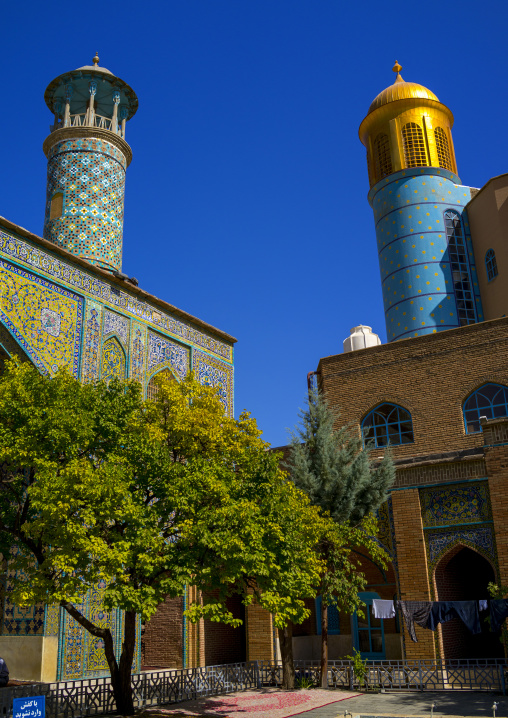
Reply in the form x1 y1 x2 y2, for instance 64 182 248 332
204 594 246 665
434 546 502 659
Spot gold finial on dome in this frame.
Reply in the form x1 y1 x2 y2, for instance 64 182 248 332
392 61 403 83
93 52 100 67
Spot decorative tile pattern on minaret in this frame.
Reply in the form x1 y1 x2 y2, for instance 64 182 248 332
42 53 138 273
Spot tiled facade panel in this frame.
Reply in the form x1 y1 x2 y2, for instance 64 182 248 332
0 220 235 677
0 226 235 414
0 260 83 376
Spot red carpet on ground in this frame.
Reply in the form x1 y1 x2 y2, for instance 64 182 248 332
147 687 361 717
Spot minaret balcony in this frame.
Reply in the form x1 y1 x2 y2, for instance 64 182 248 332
50 112 124 137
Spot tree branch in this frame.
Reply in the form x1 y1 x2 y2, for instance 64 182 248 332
60 601 109 638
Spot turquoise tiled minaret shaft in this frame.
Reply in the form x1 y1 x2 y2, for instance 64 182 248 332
359 63 484 341
42 54 138 273
369 168 483 341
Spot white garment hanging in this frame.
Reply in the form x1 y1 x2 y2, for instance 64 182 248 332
372 599 396 619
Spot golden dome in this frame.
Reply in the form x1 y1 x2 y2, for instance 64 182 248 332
368 61 439 114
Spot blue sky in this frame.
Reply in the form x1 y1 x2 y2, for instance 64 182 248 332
2 1 506 446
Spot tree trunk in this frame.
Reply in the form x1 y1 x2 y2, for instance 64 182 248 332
320 602 328 689
114 610 137 715
278 624 295 690
61 602 137 715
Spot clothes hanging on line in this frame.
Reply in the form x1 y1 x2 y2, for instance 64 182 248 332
397 600 432 642
490 599 508 633
427 601 481 635
479 599 488 612
372 599 395 619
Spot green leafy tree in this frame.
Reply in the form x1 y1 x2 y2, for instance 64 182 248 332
0 362 328 710
286 387 395 688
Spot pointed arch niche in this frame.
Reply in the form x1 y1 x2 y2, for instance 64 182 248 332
101 336 126 384
146 367 177 401
0 320 33 374
433 545 502 659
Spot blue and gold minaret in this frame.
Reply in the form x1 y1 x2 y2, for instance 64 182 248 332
42 53 138 273
359 62 483 341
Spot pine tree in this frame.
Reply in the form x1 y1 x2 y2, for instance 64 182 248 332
286 386 395 688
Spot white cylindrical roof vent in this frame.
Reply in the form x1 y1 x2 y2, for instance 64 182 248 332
343 325 382 353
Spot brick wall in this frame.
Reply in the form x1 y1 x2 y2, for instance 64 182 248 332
318 316 508 461
141 596 183 670
391 489 435 658
245 601 274 662
395 457 486 489
484 418 508 591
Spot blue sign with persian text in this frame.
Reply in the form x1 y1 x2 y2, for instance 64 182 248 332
13 696 45 718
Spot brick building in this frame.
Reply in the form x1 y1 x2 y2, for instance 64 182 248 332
289 63 508 662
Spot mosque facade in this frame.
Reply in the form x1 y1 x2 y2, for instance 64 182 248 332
4 53 508 680
0 56 236 682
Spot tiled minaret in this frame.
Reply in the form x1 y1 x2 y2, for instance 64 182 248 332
42 53 138 273
359 62 483 341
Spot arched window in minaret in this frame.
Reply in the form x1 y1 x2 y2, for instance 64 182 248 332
373 133 392 180
434 127 453 171
401 122 428 168
49 192 63 220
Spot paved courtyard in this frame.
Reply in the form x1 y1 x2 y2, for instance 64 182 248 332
146 689 508 718
296 691 508 717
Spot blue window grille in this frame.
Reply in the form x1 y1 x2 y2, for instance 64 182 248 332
485 249 498 282
463 383 508 434
362 403 414 448
444 210 477 326
315 596 340 635
353 592 385 659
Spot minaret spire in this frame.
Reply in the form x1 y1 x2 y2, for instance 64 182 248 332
392 60 404 83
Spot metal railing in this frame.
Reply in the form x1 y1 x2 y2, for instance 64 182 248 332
0 662 261 718
259 659 507 693
50 114 123 137
0 658 505 718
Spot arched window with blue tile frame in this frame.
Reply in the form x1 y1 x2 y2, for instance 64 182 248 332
315 596 340 635
485 249 498 282
361 403 414 448
463 383 508 434
444 209 477 326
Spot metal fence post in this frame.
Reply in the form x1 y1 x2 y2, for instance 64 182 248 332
254 660 261 689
